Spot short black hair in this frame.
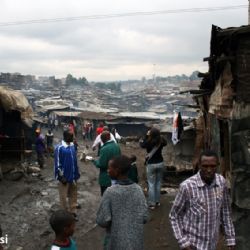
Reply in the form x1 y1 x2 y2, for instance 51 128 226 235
49 210 74 235
63 130 73 143
101 131 110 144
199 149 219 163
110 155 131 176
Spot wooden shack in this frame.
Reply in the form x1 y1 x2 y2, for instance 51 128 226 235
0 86 33 162
194 25 250 250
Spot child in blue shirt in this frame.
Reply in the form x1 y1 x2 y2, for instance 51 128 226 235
50 210 77 250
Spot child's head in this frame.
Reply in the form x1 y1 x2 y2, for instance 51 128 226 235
50 210 75 238
130 155 137 163
108 155 131 180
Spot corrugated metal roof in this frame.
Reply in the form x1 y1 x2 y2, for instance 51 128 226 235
79 111 115 120
53 111 82 117
116 112 160 120
38 105 69 111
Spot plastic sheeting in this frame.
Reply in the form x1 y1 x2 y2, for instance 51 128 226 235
0 86 33 126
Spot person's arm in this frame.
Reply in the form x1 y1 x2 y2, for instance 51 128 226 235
96 191 112 228
221 185 236 248
92 134 101 149
54 146 67 184
93 147 108 169
72 146 80 180
139 135 149 148
135 165 139 183
54 147 60 179
54 147 61 180
140 188 149 224
169 184 192 249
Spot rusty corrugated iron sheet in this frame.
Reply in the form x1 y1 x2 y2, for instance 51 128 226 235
207 25 250 103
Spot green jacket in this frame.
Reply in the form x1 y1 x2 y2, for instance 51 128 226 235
128 163 139 183
93 140 121 186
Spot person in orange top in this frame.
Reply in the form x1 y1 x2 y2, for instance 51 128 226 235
96 122 104 135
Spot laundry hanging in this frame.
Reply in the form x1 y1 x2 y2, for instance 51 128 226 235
172 111 183 145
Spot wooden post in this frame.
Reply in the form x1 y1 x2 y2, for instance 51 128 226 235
21 128 25 162
249 0 250 25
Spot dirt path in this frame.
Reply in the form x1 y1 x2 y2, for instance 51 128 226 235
79 194 179 250
0 137 186 250
0 136 102 250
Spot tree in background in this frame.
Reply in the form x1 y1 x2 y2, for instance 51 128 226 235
66 74 88 87
94 82 121 92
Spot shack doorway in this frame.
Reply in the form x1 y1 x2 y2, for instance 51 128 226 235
0 108 23 161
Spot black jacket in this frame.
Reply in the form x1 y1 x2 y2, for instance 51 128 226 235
140 136 167 164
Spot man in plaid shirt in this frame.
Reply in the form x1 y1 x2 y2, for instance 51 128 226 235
169 150 235 250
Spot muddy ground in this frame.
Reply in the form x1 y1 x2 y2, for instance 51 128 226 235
0 130 227 250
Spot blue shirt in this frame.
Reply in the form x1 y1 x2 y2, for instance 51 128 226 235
54 140 80 183
35 134 45 154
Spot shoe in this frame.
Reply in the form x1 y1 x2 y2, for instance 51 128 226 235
149 205 155 210
156 202 161 207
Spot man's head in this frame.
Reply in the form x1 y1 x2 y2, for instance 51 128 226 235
63 130 73 144
49 210 75 238
108 155 131 180
100 131 110 144
199 150 219 185
35 128 41 136
103 126 109 132
149 127 160 137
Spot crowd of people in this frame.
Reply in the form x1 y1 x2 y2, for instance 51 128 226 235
13 122 236 250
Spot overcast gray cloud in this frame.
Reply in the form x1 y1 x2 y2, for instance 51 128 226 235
0 0 247 81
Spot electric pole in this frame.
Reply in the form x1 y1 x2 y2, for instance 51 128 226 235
249 0 250 24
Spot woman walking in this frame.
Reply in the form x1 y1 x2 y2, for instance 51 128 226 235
140 127 167 210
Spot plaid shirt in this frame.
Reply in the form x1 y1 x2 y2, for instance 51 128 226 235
169 172 235 250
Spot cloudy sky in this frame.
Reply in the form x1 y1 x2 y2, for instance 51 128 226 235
0 0 247 81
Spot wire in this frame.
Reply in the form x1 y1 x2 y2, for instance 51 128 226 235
0 5 247 27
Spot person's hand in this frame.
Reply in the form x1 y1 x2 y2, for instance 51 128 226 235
92 146 96 151
228 246 235 250
59 176 67 185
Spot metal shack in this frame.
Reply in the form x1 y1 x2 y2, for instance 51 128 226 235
194 25 250 249
0 86 33 163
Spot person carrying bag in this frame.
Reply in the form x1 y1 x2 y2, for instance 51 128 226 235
140 128 167 210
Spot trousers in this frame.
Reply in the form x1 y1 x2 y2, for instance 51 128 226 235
58 182 77 214
146 162 164 206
